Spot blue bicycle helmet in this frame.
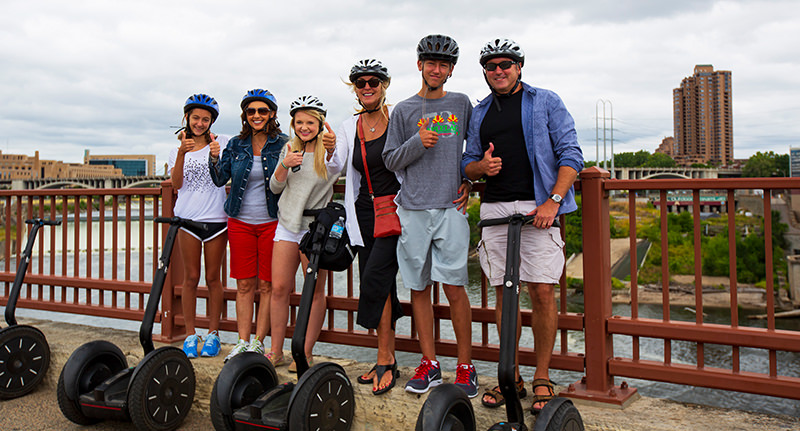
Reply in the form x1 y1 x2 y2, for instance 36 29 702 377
241 89 278 111
184 94 219 121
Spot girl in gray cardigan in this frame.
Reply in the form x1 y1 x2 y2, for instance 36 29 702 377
266 96 343 369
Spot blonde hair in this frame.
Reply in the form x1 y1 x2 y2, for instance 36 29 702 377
289 108 328 179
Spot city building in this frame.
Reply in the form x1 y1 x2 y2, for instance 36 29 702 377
672 64 733 166
84 150 156 176
655 137 676 157
0 150 121 180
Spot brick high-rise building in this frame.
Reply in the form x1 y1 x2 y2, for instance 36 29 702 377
672 65 733 165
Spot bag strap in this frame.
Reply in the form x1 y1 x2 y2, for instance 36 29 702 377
357 115 375 199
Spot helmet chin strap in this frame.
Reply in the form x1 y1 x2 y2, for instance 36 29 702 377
423 73 449 92
483 70 522 112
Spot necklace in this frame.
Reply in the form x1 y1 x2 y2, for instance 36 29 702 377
362 111 383 133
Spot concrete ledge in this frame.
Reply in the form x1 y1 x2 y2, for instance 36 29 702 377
1 318 797 431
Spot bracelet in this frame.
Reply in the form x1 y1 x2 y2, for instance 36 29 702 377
281 161 289 170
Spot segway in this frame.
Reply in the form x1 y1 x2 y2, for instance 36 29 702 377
415 215 584 431
57 216 200 431
210 202 355 431
0 218 60 400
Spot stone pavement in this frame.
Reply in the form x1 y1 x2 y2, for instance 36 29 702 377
0 318 797 430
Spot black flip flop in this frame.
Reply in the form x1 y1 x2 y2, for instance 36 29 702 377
357 364 377 385
372 363 398 395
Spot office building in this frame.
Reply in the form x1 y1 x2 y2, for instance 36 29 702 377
84 150 156 176
672 65 733 165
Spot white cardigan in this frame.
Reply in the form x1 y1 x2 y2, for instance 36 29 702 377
333 106 398 247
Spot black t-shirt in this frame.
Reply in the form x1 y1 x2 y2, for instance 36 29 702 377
478 90 535 202
352 130 401 211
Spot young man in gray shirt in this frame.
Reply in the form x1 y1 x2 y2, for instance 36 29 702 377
383 34 477 398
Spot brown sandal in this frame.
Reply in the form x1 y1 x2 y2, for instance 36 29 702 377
530 378 555 414
481 377 527 408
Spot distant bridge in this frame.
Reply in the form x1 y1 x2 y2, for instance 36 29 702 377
1 175 170 190
610 166 742 180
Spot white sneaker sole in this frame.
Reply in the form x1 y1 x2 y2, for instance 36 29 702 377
404 377 443 394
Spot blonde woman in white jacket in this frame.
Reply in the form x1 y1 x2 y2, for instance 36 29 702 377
333 59 404 395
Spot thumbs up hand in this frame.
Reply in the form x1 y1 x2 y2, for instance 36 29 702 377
418 118 439 149
481 142 502 176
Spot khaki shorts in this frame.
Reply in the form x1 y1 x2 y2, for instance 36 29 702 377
477 200 565 287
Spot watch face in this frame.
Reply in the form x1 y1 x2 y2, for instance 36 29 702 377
550 194 562 203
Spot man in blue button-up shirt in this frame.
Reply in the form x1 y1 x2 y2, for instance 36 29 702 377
462 38 583 413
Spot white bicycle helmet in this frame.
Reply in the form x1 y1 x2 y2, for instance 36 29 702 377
349 59 391 83
289 95 327 117
479 38 525 67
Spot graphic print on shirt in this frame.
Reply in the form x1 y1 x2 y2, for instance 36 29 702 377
182 155 218 192
417 111 459 137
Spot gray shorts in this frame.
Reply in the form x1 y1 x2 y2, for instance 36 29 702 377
477 200 565 287
396 206 469 291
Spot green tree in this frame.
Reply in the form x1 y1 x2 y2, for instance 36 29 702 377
643 152 677 167
742 151 789 177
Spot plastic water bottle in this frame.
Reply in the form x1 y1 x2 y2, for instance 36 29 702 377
326 217 345 253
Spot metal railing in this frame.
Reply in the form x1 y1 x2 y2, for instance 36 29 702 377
1 169 799 405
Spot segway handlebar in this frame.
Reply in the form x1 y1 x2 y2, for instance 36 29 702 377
25 218 61 226
154 216 208 232
477 214 560 228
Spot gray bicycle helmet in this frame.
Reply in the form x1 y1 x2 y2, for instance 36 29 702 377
289 95 327 117
349 59 391 83
417 34 459 64
479 38 525 67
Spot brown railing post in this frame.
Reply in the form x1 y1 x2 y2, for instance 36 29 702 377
155 180 184 343
564 167 639 406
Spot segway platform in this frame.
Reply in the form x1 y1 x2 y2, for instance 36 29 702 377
57 217 200 431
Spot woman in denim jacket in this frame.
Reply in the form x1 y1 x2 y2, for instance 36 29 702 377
209 89 288 362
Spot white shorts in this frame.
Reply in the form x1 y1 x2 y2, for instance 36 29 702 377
396 206 469 291
273 221 308 244
477 200 565 287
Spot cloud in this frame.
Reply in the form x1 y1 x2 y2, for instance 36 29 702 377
0 0 798 168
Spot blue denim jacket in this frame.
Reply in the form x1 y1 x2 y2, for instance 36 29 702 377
209 133 288 219
462 82 584 215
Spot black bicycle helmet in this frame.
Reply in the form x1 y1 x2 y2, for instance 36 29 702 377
241 89 278 111
183 94 219 121
349 59 391 83
289 95 327 117
417 34 459 64
479 38 525 67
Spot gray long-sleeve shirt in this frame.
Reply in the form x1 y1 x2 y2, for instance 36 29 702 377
382 92 472 210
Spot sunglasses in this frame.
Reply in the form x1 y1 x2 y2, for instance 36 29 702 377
355 78 382 89
484 61 517 72
245 107 271 116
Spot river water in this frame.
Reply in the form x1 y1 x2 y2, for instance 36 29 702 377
4 222 800 417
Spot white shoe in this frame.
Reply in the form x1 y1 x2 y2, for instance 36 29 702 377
224 339 248 363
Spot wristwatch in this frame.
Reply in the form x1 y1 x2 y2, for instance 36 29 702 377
549 193 563 205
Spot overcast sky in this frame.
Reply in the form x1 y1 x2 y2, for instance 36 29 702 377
1 0 798 173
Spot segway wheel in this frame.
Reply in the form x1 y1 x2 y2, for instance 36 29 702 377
415 383 476 431
210 352 279 431
288 363 355 431
533 398 584 431
57 340 128 425
128 347 195 431
0 325 50 399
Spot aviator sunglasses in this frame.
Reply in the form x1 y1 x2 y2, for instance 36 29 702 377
355 78 382 89
246 107 271 116
484 60 517 72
